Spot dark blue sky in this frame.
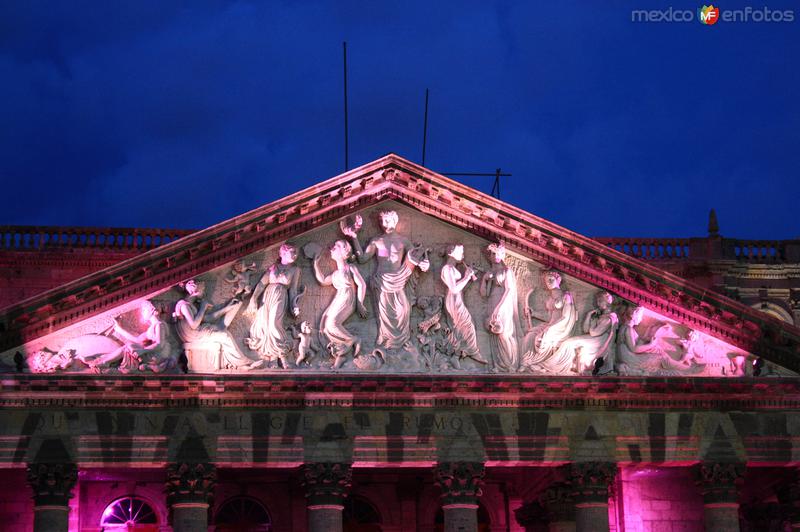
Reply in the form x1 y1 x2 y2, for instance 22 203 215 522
1 1 797 239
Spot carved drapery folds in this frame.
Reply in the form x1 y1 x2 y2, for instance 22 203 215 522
165 462 217 507
26 463 77 507
434 462 486 507
696 462 745 505
569 462 616 505
301 462 353 507
13 204 760 378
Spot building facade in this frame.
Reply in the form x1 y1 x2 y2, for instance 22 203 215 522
1 154 800 532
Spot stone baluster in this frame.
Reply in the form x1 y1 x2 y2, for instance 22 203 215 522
569 462 616 532
26 462 77 532
165 462 216 532
434 462 486 532
696 462 744 532
301 462 352 532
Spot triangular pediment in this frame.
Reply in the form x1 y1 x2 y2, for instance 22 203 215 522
1 154 799 376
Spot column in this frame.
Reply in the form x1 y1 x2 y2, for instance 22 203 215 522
301 462 352 532
569 462 616 532
26 462 77 532
434 462 486 532
165 462 216 532
696 462 744 532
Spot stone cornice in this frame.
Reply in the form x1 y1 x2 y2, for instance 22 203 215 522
1 154 799 371
1 374 799 411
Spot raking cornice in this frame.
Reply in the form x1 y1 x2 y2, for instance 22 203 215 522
1 154 799 370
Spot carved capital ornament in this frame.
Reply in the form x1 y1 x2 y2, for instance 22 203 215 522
165 462 217 507
434 462 486 506
26 462 78 507
301 462 353 506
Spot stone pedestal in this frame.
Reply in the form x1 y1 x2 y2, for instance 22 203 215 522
302 462 352 532
434 462 485 532
696 462 744 532
569 462 615 532
26 462 77 532
165 462 216 532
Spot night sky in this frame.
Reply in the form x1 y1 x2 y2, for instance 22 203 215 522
1 1 797 239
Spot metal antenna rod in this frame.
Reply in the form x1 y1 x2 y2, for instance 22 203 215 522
422 88 429 166
490 168 501 199
343 41 349 171
441 170 511 200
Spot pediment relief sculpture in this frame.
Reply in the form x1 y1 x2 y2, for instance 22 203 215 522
2 202 781 377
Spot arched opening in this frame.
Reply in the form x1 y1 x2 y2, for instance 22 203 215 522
343 495 382 532
752 301 795 324
215 496 272 532
100 496 159 532
434 502 491 532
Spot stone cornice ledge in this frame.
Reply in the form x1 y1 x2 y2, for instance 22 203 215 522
0 374 798 411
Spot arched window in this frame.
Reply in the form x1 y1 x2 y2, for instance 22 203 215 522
100 497 158 531
434 502 491 532
343 495 382 532
215 496 272 532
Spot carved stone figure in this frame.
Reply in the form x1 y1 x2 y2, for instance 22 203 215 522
415 296 458 370
29 342 89 373
174 279 257 370
246 244 303 368
352 349 385 371
312 239 368 369
225 261 257 297
521 270 577 369
615 306 671 376
440 244 487 365
77 301 175 373
678 330 705 366
480 243 519 372
342 210 430 351
531 291 618 374
293 321 320 366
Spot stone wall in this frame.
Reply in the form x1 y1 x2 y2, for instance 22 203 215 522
620 467 704 532
0 469 35 532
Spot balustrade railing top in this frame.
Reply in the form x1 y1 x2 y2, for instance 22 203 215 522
2 225 797 264
595 236 800 263
0 225 195 251
594 237 692 260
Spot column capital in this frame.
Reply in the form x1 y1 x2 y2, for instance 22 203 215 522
695 462 745 505
26 462 77 508
434 462 486 507
165 462 217 507
301 462 353 507
569 461 616 505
